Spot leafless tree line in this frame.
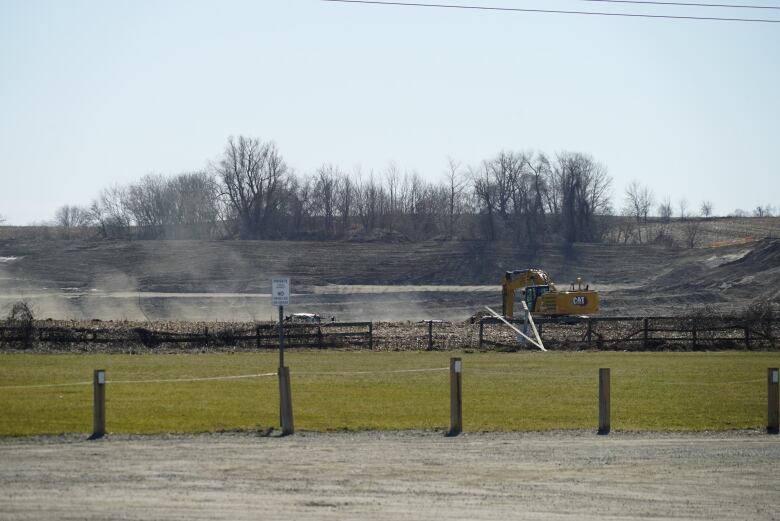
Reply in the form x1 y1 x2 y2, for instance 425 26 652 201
470 151 613 246
84 172 221 239
47 135 774 244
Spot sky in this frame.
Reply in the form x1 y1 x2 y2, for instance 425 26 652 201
0 0 778 225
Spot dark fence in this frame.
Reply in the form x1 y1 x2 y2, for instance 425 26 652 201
479 315 779 350
2 315 777 352
0 321 373 350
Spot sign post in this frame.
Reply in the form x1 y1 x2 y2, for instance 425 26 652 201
271 278 294 435
272 278 290 368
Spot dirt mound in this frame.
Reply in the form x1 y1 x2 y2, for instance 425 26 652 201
645 239 780 305
737 238 780 267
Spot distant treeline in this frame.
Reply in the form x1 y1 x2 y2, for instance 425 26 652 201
47 136 775 245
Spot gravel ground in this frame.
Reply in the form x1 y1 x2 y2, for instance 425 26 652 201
1 430 779 520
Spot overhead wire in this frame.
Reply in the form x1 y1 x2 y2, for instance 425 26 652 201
571 0 780 10
321 0 780 22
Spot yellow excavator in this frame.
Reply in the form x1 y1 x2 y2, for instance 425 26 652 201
501 268 599 317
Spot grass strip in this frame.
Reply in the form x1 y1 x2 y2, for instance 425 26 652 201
0 351 777 435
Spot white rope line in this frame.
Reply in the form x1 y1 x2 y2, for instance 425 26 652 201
0 372 278 390
107 372 278 384
659 378 764 386
296 367 449 376
468 370 766 385
0 368 448 390
0 381 92 390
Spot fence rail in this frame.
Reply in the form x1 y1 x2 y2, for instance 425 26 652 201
478 315 778 350
1 315 776 351
0 321 373 350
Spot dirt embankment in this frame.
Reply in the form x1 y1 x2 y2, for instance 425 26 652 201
0 234 778 321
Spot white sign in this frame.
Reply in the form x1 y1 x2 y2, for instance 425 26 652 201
272 278 290 306
773 370 778 384
97 371 105 385
454 360 462 373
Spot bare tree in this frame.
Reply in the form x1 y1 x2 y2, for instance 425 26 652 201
335 171 355 235
56 205 92 228
124 174 169 238
444 157 467 238
312 164 340 236
682 215 702 248
514 152 548 246
753 204 775 217
384 163 401 231
471 162 500 240
658 196 673 222
214 136 288 239
90 186 131 238
286 175 314 236
165 171 221 238
54 205 92 238
471 151 541 243
615 207 638 243
700 200 713 218
553 152 612 244
623 181 654 243
355 171 383 233
678 198 688 220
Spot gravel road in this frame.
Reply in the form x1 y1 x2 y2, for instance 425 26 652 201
1 430 778 520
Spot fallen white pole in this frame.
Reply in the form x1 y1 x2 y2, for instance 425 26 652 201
521 301 545 351
484 306 547 352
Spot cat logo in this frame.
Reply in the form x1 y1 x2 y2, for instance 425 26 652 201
572 296 587 306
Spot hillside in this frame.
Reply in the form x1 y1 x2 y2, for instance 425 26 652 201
0 220 778 321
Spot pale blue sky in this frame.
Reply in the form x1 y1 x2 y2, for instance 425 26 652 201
1 0 778 224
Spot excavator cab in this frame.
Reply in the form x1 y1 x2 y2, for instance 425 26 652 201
524 285 551 313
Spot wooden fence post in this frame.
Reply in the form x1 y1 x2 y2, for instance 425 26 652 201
598 368 610 435
428 321 433 351
449 357 462 435
479 321 484 349
586 318 592 346
279 366 294 435
643 318 649 349
768 368 779 434
91 369 106 439
745 326 751 349
368 322 373 350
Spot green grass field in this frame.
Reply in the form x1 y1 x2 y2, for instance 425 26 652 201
0 351 777 436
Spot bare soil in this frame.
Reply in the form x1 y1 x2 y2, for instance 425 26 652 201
1 431 778 520
0 221 778 322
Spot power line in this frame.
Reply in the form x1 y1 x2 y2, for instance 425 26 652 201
574 0 780 10
321 0 780 22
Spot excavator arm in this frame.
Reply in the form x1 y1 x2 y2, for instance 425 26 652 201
501 269 555 317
